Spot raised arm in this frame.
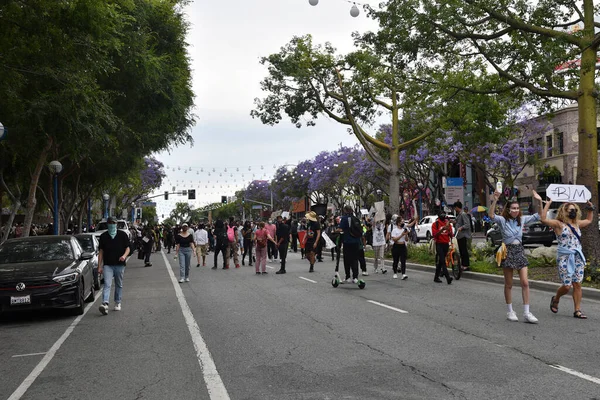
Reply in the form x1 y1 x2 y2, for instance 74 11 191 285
578 201 596 229
533 190 562 229
489 191 500 219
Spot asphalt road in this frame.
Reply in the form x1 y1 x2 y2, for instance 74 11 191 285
1 248 599 400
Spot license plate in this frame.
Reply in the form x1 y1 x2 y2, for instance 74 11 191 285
533 227 540 232
11 295 31 305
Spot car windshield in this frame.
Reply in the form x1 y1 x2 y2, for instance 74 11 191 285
0 239 74 263
97 221 126 230
75 236 95 252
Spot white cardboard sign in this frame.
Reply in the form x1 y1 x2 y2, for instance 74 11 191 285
546 184 591 203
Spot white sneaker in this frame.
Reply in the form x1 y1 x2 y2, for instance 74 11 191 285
343 278 353 284
185 278 190 282
179 278 184 283
352 278 359 284
99 303 108 315
393 274 398 279
523 312 538 324
402 274 408 280
362 271 369 276
114 303 121 311
507 311 518 322
374 268 379 274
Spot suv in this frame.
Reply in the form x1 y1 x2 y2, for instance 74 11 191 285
94 219 132 241
486 221 555 247
416 215 456 242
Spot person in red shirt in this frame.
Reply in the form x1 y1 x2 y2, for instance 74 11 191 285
432 212 454 284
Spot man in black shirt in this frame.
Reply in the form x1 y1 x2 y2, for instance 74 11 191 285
290 218 299 253
98 216 131 315
275 215 291 274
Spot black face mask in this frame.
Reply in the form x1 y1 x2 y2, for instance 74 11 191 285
568 210 577 220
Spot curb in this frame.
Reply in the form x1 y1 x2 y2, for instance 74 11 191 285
362 257 600 302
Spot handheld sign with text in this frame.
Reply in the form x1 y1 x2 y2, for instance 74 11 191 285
546 184 591 203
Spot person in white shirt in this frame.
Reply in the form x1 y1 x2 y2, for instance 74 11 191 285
371 219 388 274
194 223 209 267
390 218 410 280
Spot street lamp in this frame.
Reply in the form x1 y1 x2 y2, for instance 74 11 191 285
131 202 136 224
102 193 109 219
48 161 63 235
417 182 424 221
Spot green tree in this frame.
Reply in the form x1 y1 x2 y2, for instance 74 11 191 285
370 0 600 256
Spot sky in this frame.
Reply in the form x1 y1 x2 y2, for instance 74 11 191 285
151 0 381 219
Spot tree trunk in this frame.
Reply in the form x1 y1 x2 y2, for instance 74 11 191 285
1 201 20 243
577 17 600 262
22 139 52 237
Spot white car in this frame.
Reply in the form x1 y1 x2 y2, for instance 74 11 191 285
94 219 132 241
415 215 456 242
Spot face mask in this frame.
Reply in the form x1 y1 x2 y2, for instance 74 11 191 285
107 224 117 238
568 210 577 220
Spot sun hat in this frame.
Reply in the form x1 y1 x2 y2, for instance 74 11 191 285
305 211 318 222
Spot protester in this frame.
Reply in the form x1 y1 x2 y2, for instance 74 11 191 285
454 201 472 271
266 220 278 262
254 221 277 274
302 211 321 273
338 205 361 283
326 216 341 263
489 191 539 323
142 226 154 267
275 215 291 274
537 191 594 319
432 212 454 285
98 216 131 315
242 220 254 266
175 223 195 282
226 217 241 268
290 218 299 253
212 219 228 269
298 218 307 259
390 218 409 279
194 223 209 267
371 218 387 274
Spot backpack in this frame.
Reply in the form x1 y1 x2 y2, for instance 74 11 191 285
227 225 235 242
348 216 363 238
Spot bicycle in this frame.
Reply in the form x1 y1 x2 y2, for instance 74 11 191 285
434 240 462 280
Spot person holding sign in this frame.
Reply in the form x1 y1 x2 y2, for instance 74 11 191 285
535 190 594 319
489 190 540 323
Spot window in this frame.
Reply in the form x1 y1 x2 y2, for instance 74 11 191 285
546 135 553 157
555 131 564 155
536 138 543 157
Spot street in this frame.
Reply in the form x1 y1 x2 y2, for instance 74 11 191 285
1 249 599 400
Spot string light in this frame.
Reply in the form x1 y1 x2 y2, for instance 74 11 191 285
308 0 362 17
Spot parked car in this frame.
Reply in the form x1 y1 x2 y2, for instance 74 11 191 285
0 236 95 315
95 219 133 243
75 233 102 290
486 222 555 247
415 215 456 242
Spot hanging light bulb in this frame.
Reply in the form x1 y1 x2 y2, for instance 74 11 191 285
350 3 360 17
309 0 318 5
224 168 227 172
201 168 204 172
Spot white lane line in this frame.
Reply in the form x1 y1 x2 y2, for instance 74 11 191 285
549 365 600 385
11 352 47 358
266 265 275 269
299 276 317 283
367 300 409 314
8 290 101 400
161 251 230 400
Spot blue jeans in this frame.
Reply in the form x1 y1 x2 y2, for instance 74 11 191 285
102 265 125 304
178 247 193 279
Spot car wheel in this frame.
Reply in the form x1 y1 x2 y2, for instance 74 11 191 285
486 236 494 245
543 242 552 247
73 282 86 315
426 231 432 242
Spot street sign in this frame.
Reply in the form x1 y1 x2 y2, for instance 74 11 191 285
142 201 157 207
252 205 262 210
546 184 591 203
446 177 464 187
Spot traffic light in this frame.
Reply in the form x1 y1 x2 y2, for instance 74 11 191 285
188 189 196 200
242 196 245 204
164 191 169 200
221 195 227 204
136 208 142 219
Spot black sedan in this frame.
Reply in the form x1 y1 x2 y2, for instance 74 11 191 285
75 233 102 290
486 222 555 247
0 236 95 315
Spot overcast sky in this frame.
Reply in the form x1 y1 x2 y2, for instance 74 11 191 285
152 0 381 218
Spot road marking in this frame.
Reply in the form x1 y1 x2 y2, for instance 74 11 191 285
8 290 101 400
11 352 47 358
299 276 317 283
266 265 275 269
161 251 230 400
367 300 409 314
549 365 600 385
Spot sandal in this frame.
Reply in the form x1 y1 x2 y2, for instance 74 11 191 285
550 296 559 314
573 310 588 319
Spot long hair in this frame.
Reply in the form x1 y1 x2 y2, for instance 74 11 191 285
556 202 581 223
501 201 522 226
